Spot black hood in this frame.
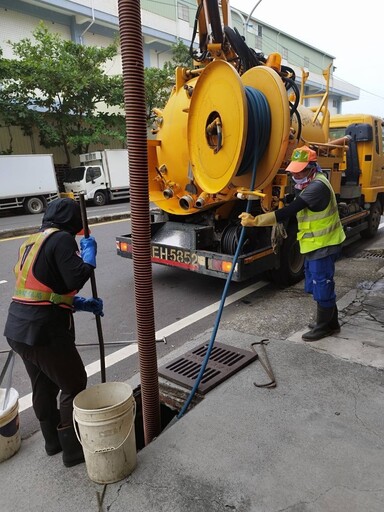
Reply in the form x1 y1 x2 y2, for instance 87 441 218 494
41 198 83 235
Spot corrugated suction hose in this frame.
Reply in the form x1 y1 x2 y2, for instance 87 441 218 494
117 0 161 445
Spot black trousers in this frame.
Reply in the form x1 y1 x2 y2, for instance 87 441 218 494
7 337 87 427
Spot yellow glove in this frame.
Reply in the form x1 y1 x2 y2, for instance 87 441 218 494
239 211 277 227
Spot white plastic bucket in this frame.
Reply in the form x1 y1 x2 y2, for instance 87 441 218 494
0 388 21 463
73 382 137 484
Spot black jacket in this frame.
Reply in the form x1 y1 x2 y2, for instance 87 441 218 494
4 198 93 346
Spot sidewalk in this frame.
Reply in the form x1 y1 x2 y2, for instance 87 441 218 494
1 228 384 512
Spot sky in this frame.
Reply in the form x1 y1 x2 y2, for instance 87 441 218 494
230 0 384 117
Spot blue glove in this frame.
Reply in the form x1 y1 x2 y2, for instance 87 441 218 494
80 236 97 268
73 296 104 316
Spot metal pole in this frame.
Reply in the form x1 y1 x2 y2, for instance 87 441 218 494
244 0 264 34
79 193 106 383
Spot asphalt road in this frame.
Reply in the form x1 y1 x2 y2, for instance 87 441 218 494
1 211 383 442
0 216 265 439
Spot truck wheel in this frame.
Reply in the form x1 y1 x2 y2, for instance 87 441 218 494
269 223 304 286
24 196 46 215
93 191 107 206
360 200 382 239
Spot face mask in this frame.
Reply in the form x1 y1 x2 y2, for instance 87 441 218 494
292 175 310 185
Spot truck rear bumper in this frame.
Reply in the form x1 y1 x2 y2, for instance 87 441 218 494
116 233 278 281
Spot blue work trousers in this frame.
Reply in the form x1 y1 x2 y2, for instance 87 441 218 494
304 253 339 308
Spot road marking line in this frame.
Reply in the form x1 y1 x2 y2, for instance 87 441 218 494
18 280 269 413
0 280 7 284
15 221 384 412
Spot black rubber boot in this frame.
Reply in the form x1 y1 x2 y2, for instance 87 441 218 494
57 424 85 468
330 305 341 332
302 305 340 342
40 412 62 456
308 305 340 331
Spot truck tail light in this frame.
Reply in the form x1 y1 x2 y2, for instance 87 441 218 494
221 261 233 273
208 259 232 273
117 241 130 252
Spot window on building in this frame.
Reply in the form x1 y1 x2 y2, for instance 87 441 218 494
247 23 262 37
304 57 310 68
178 3 189 22
282 47 288 60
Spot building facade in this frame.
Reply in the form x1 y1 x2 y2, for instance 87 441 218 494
0 0 359 162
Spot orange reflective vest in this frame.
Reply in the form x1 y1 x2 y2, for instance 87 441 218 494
12 228 76 309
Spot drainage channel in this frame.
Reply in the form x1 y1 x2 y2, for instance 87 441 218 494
357 248 384 259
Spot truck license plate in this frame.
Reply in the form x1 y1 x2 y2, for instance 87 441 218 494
151 245 199 268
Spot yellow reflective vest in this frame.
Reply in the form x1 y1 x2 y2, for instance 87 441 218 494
12 228 76 308
297 174 346 254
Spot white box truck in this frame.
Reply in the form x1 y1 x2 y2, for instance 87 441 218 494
63 149 130 206
0 154 60 214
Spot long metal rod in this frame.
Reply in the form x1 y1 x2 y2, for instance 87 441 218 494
76 337 167 347
79 194 106 383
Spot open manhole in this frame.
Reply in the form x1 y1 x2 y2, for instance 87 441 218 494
133 343 257 449
158 341 258 394
133 386 178 450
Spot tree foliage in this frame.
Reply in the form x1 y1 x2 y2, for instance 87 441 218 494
0 28 193 157
170 38 193 68
0 48 36 154
0 23 125 162
143 39 193 121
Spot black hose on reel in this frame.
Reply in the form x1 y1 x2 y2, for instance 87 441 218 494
237 87 271 176
221 86 271 255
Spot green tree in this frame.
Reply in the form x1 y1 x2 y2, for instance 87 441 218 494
143 39 192 122
0 49 37 154
144 65 174 120
0 23 125 163
170 38 193 68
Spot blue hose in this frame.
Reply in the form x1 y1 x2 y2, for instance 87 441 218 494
177 87 271 419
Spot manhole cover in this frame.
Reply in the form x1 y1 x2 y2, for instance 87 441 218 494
158 341 257 394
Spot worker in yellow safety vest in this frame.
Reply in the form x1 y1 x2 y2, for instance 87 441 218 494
4 198 104 468
239 145 345 341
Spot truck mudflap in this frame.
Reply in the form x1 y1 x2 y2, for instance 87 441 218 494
116 234 278 282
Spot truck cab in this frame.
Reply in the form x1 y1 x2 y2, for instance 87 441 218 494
329 114 384 191
64 161 107 206
329 113 384 238
63 149 130 206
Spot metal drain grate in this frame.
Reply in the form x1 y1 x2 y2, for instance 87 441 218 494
357 249 384 260
158 342 258 394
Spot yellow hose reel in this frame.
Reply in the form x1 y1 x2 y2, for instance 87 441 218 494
150 60 291 214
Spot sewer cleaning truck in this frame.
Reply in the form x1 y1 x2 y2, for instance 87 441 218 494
116 0 384 285
0 154 60 214
63 149 130 206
